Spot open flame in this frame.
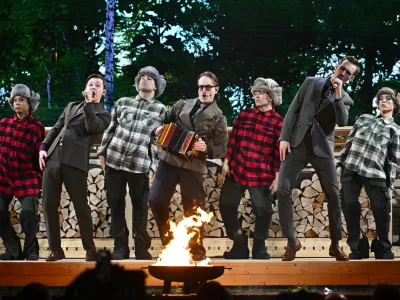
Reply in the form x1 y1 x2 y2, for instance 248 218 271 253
155 207 213 266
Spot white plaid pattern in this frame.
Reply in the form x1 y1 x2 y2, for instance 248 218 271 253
98 95 167 173
340 114 400 183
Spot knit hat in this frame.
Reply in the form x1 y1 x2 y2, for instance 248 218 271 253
251 78 282 106
8 84 40 112
375 87 400 115
135 66 166 98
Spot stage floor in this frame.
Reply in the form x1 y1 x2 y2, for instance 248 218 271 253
1 258 399 288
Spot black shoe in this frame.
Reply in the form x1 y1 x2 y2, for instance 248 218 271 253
0 250 21 261
135 248 152 260
252 239 270 259
371 238 394 260
223 235 249 259
348 251 364 260
25 253 39 261
112 236 130 260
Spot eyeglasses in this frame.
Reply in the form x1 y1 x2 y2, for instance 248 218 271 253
198 85 218 91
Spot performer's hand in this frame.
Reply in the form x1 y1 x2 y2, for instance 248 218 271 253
99 155 106 174
39 150 48 171
155 126 164 137
279 141 291 161
193 138 207 152
270 178 278 194
219 159 230 185
331 76 343 99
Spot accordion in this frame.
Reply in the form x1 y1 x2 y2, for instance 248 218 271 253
155 123 200 161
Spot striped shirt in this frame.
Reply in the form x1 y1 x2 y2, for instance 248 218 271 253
340 114 400 183
226 108 283 187
0 114 45 197
98 95 167 173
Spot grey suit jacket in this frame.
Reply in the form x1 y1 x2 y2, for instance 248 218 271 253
279 77 354 158
159 98 228 174
42 101 111 172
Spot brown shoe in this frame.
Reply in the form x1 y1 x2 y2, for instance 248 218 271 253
46 249 65 261
282 239 302 261
329 246 349 261
86 250 97 261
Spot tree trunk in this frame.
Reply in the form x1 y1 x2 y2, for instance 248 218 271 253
42 62 52 108
104 0 115 112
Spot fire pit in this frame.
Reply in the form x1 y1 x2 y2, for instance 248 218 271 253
148 265 226 294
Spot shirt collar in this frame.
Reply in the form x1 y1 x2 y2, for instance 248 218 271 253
376 114 394 124
12 113 32 124
136 94 155 103
253 107 275 115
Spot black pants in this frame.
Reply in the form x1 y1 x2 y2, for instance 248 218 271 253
42 145 95 251
105 167 151 250
0 193 38 259
149 160 206 245
341 167 391 252
277 135 342 243
219 176 273 241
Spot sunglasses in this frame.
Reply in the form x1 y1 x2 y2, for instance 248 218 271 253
198 85 218 91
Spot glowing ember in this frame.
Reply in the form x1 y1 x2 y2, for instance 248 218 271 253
155 207 213 266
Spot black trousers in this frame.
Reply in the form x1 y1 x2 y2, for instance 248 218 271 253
277 136 342 243
341 167 391 252
219 176 273 241
42 145 95 251
0 193 38 258
148 160 206 245
105 166 151 250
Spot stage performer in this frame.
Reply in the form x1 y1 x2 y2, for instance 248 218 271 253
97 66 167 260
39 74 111 261
339 88 400 260
277 56 360 261
149 71 228 261
219 78 283 259
0 84 44 260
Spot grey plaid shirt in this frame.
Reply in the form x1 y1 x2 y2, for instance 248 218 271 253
98 95 167 173
340 114 400 183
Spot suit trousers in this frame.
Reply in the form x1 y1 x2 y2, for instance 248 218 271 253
105 167 151 250
341 167 391 252
42 145 95 251
148 160 206 246
0 193 38 258
277 135 342 243
219 176 273 241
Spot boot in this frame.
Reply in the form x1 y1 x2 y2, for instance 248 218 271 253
190 243 207 261
348 236 370 260
223 235 249 259
112 235 130 260
252 239 270 259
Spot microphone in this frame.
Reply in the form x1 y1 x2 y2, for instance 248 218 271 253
333 83 338 89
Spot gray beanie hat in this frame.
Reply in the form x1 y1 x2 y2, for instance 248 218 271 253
251 77 282 106
135 66 166 98
8 84 40 112
375 87 400 115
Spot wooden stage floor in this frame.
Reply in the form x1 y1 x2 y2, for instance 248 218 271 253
1 258 399 289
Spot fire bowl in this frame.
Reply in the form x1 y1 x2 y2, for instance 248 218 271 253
147 265 226 294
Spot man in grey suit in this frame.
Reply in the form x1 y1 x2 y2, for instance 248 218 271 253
277 56 360 261
39 74 111 261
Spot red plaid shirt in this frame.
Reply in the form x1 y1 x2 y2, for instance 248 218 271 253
0 114 45 197
226 108 282 187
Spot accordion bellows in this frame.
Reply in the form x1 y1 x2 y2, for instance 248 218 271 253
155 123 200 161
